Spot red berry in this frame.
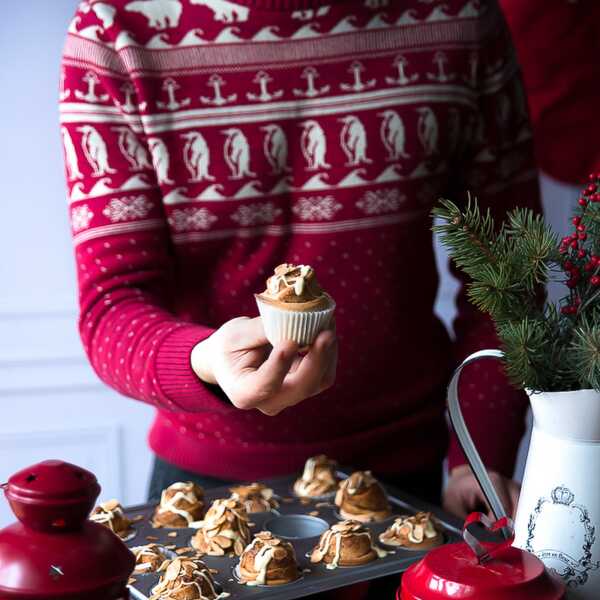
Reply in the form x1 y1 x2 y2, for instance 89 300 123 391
585 262 594 272
592 276 600 286
571 240 579 249
578 249 587 258
561 306 571 315
577 224 586 232
579 233 588 240
589 173 596 181
564 260 574 270
587 184 596 194
594 194 600 202
567 279 577 288
573 216 582 226
579 198 588 207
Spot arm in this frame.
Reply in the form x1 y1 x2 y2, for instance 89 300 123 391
61 10 335 416
61 58 225 413
443 2 541 515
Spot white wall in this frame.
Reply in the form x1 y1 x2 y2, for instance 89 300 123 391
0 1 578 527
0 1 154 527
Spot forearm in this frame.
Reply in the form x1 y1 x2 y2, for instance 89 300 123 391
81 289 221 413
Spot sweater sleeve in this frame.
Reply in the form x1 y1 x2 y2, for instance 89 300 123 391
60 11 229 415
445 4 542 478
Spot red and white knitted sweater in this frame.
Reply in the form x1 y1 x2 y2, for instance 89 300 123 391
60 0 539 481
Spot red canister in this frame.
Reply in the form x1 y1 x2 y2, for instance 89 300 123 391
400 513 565 600
0 460 135 599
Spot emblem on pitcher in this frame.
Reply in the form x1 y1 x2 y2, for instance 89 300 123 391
526 485 600 588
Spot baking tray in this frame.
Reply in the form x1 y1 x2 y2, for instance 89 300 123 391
125 470 462 600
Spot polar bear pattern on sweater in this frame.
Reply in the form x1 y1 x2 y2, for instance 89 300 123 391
189 0 249 23
125 0 183 29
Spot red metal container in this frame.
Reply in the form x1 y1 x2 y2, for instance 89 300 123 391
400 513 565 600
0 459 135 599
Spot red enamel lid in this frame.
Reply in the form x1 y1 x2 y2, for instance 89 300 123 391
0 460 134 600
400 514 565 600
5 459 100 531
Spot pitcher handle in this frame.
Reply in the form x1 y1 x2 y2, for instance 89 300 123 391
447 348 508 525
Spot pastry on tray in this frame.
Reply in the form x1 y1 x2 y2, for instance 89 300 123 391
310 520 385 569
335 471 392 523
131 543 170 574
255 263 335 347
293 455 339 498
229 482 278 513
153 482 205 528
150 557 223 600
238 531 301 586
379 512 443 550
90 499 133 538
191 498 251 556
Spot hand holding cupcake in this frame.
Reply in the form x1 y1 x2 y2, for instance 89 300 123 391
191 263 336 416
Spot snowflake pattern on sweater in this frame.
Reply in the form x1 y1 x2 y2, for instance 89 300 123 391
60 0 539 480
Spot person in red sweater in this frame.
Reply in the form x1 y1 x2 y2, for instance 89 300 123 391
60 0 535 518
500 0 600 186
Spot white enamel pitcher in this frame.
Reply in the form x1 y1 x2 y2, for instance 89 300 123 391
449 349 600 599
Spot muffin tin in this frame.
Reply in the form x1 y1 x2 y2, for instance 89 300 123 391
125 470 462 600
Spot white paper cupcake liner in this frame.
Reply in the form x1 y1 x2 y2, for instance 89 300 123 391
256 297 335 347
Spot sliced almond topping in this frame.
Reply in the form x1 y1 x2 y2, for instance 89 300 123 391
165 559 182 581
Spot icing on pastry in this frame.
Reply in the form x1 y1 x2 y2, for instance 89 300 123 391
191 498 251 556
310 520 384 569
294 455 339 497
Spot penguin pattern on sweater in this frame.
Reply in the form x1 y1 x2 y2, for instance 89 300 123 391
60 0 539 479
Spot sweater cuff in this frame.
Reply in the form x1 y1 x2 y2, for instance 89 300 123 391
154 324 232 414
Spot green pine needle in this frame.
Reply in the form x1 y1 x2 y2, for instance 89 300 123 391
432 195 599 393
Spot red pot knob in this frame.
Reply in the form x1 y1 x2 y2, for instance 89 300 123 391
4 460 100 532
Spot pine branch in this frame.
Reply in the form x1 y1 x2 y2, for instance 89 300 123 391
432 197 497 272
571 316 600 390
496 318 549 389
504 208 559 288
433 187 600 393
433 197 549 324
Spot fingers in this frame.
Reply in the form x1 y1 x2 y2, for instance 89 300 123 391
489 472 521 518
283 330 336 400
246 340 299 402
222 316 269 349
255 331 337 416
493 482 513 519
507 480 521 518
442 490 469 520
316 335 338 394
214 319 338 415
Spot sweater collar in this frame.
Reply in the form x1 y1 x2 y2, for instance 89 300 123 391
230 0 344 10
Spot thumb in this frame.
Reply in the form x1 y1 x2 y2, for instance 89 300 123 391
227 316 269 349
249 340 299 398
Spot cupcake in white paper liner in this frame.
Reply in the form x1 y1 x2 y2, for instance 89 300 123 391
255 264 335 348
